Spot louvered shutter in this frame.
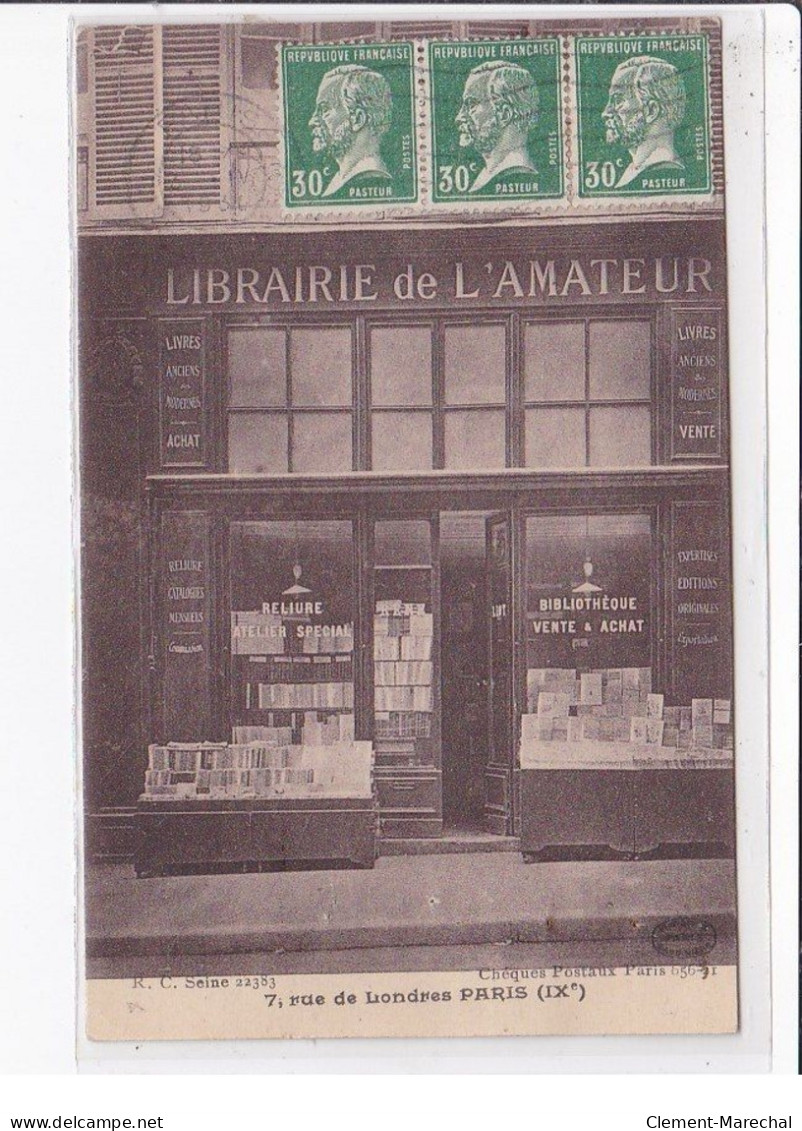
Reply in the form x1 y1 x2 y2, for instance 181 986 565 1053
162 25 223 208
91 25 163 218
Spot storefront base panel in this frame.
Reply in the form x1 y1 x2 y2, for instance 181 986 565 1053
86 808 139 863
520 766 735 862
133 800 376 877
374 766 441 839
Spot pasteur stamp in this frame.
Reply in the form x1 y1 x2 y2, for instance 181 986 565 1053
574 33 712 197
428 38 563 202
280 41 417 208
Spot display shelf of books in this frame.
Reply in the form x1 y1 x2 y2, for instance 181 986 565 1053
134 602 376 875
517 666 735 860
373 597 434 766
372 562 441 837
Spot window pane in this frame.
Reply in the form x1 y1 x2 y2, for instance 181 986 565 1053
291 328 352 406
370 326 433 406
524 322 585 402
240 34 278 90
292 412 352 472
371 412 433 471
444 409 506 469
444 325 506 404
589 321 651 400
589 406 651 466
228 413 288 473
525 407 586 468
525 513 652 672
229 520 355 742
229 329 286 407
375 520 431 565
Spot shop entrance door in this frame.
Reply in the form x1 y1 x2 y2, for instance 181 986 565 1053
485 514 515 835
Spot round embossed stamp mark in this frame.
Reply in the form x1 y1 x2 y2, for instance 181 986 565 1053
651 916 717 959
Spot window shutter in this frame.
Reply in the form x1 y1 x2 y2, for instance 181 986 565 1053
162 25 222 207
92 25 163 217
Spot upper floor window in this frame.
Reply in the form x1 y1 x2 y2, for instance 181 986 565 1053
524 319 652 468
228 326 354 474
226 315 653 474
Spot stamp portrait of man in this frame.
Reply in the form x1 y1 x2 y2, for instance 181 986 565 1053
601 55 687 187
307 64 394 198
454 60 539 193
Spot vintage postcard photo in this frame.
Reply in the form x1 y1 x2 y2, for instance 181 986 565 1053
77 12 741 1043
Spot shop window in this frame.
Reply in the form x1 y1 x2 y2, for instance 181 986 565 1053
524 512 652 679
369 325 433 471
524 322 584 402
445 410 506 470
525 407 585 469
444 324 506 404
291 327 352 406
375 520 431 565
227 325 354 473
589 406 652 467
228 413 288 475
370 326 432 406
373 520 435 766
444 324 506 469
292 413 353 474
229 328 286 406
230 520 356 748
588 321 651 401
523 319 652 469
372 413 434 472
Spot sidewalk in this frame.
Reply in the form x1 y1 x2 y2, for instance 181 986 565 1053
86 853 736 975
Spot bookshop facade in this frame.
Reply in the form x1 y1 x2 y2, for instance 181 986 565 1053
81 218 734 856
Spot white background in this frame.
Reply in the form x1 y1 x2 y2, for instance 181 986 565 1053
0 0 798 1115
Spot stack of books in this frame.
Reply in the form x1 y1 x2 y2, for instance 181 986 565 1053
141 737 373 800
257 681 354 709
374 601 434 736
301 711 355 745
232 725 293 745
521 667 734 754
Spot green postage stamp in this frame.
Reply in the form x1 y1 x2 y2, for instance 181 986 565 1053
428 39 563 202
281 42 417 207
574 34 712 197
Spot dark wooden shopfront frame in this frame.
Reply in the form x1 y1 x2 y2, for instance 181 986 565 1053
144 467 728 837
80 218 732 849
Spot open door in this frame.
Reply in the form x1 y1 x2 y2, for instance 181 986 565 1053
485 514 514 835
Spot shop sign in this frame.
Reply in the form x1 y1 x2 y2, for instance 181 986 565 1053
530 593 647 645
161 512 212 740
158 318 206 467
164 254 719 311
670 501 729 700
671 308 723 459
